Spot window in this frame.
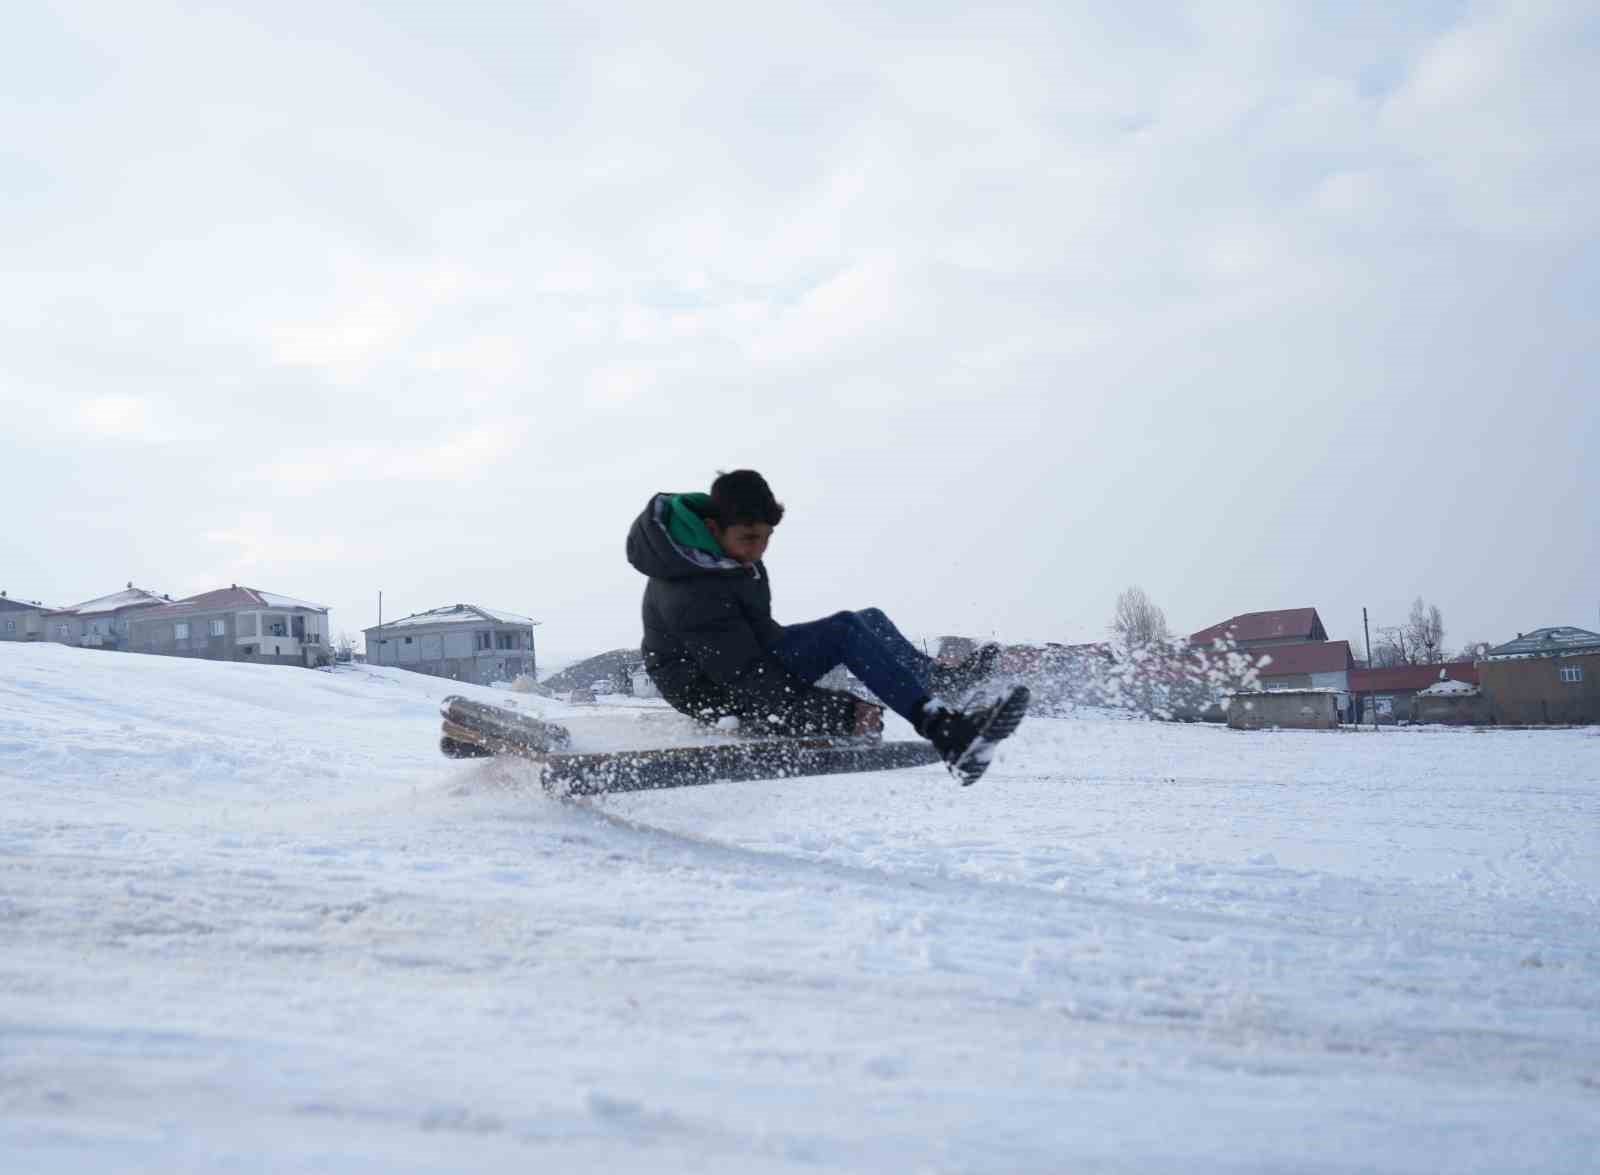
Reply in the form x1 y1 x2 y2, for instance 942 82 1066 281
210 619 226 637
1560 665 1584 683
4 620 13 633
56 624 69 638
404 636 413 644
475 631 492 651
495 632 517 650
174 622 190 640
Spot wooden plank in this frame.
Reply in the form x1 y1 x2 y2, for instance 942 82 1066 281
541 739 942 795
436 696 943 793
440 695 571 753
440 734 492 759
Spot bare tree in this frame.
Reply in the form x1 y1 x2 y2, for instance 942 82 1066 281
1455 640 1492 661
1405 597 1446 664
1110 586 1170 647
1372 625 1412 667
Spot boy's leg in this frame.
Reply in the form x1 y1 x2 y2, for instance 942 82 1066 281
770 610 931 723
853 607 937 684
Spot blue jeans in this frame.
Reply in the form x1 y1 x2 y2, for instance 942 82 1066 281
770 608 933 722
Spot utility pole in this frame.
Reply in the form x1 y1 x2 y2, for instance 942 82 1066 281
1363 606 1377 732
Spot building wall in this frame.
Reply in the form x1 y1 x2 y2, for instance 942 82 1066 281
1227 691 1339 730
1478 654 1600 724
362 623 536 685
43 613 83 645
1411 693 1492 725
0 604 47 641
130 608 330 667
1260 673 1313 690
1359 687 1424 723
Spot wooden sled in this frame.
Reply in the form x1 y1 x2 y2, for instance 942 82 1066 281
438 695 941 795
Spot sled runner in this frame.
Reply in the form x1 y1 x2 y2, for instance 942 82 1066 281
438 695 941 795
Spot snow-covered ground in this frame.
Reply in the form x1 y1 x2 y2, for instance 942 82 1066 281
2 643 1596 1173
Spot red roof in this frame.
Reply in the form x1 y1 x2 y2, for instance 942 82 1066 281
1190 608 1324 646
1349 662 1479 692
1253 640 1353 677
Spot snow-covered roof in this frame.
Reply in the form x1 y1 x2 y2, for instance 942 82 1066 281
1484 626 1600 659
253 589 329 612
1418 679 1479 696
0 595 52 612
370 604 538 631
134 585 329 620
58 587 169 616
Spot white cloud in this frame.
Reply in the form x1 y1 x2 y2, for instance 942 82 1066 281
1380 2 1600 241
70 396 171 442
3 0 1595 652
256 424 529 496
205 513 348 571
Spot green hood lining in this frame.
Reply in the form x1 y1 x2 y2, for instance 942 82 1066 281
664 493 724 556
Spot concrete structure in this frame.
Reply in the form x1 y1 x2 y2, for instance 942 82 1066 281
128 586 331 668
1349 661 1480 724
1411 679 1491 725
364 604 537 685
1477 627 1600 725
0 592 52 641
1226 690 1339 730
43 585 169 650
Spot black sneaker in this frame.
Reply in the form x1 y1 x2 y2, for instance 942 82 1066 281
929 642 1003 700
916 685 1030 786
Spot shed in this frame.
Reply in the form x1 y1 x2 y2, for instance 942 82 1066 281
1226 690 1339 731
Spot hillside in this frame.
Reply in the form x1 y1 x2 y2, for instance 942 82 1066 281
2 642 1597 1173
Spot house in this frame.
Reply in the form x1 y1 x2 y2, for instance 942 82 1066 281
0 592 52 642
127 585 331 668
1477 627 1600 725
1348 661 1479 723
1252 640 1355 693
363 604 537 685
42 584 169 650
1189 608 1327 650
1188 608 1351 715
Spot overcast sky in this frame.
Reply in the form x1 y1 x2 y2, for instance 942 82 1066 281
3 1 1597 666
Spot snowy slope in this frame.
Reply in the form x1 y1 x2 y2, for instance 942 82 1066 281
1 643 1596 1173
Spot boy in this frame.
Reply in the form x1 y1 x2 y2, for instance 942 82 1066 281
625 470 1029 785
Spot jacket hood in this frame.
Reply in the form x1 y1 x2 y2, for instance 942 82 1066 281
627 492 751 579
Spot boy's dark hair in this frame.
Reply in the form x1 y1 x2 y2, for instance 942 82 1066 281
709 469 784 527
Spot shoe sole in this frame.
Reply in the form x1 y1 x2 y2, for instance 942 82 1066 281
951 685 1030 786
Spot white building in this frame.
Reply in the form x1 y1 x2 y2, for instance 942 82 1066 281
364 604 538 685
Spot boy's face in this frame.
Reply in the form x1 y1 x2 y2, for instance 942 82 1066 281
707 520 772 565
